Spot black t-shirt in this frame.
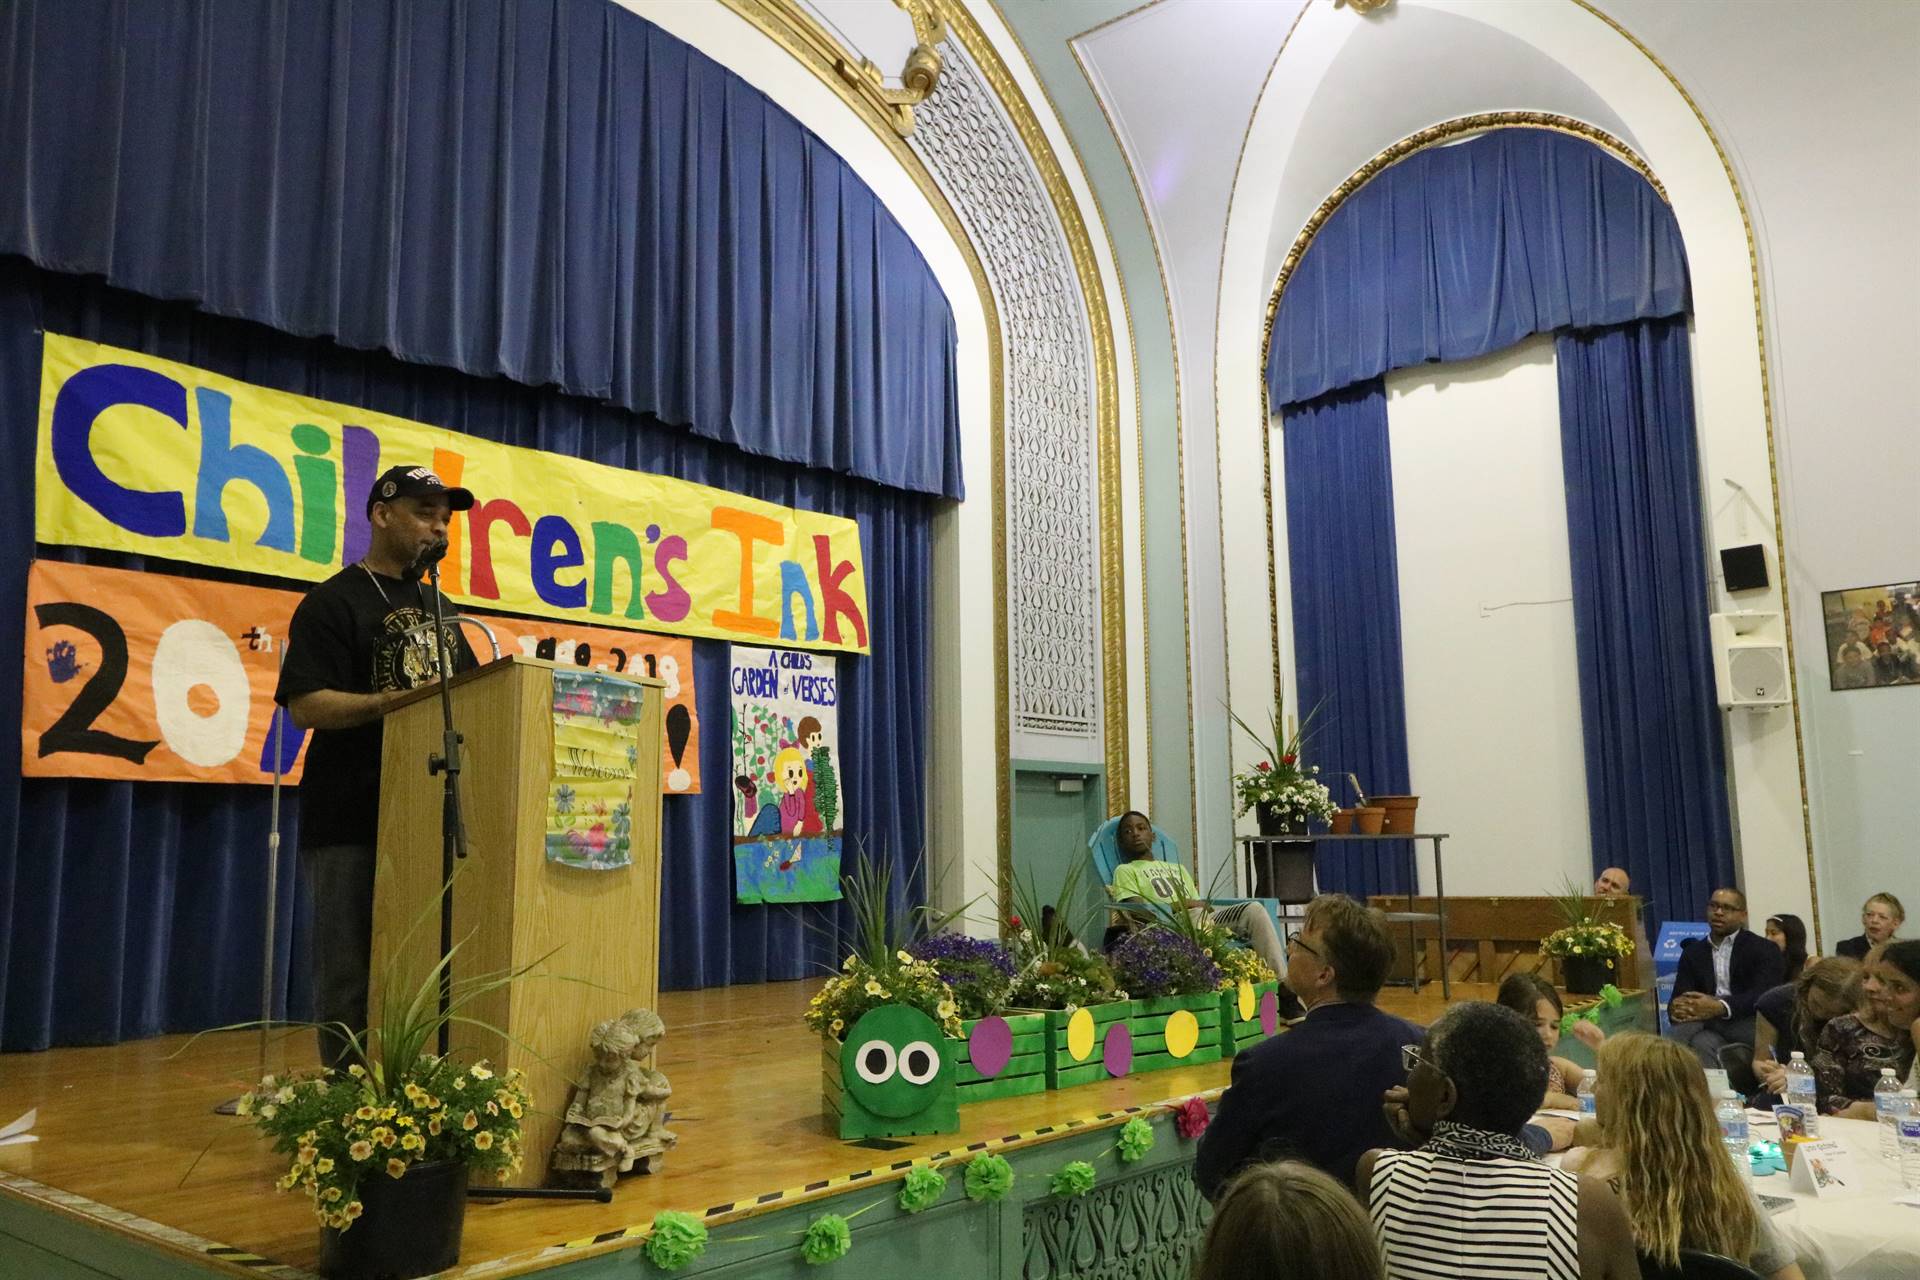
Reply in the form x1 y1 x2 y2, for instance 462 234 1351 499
275 565 478 849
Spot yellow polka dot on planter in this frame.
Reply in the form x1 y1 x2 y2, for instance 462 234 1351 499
1166 1009 1201 1058
1066 1007 1096 1061
1236 980 1256 1022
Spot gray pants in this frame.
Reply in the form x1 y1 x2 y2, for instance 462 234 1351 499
1665 1012 1755 1068
1209 902 1287 981
299 843 376 1072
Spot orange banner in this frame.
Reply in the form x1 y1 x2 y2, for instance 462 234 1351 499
22 560 700 792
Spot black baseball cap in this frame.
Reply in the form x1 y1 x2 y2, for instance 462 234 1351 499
365 465 475 516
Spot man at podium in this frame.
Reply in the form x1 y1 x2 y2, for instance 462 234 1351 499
275 466 479 1068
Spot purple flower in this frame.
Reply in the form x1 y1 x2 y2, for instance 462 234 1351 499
1108 928 1222 998
907 933 1017 1018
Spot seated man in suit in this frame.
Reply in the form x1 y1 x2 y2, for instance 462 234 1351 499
1194 894 1422 1197
1664 886 1786 1067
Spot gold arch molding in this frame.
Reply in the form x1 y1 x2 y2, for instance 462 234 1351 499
716 0 1131 908
1253 98 1815 931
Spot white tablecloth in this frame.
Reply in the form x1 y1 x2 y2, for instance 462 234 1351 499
1754 1115 1920 1280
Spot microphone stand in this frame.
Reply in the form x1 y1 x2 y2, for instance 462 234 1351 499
424 553 468 1060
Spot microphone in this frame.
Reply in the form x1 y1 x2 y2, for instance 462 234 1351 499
418 539 450 581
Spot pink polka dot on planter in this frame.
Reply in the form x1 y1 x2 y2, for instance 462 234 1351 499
1103 1022 1134 1077
1259 990 1281 1037
968 1016 1014 1079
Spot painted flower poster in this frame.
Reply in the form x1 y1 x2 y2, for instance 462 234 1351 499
545 670 643 870
730 645 843 904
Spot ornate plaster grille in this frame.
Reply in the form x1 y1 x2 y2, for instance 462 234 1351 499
911 41 1101 743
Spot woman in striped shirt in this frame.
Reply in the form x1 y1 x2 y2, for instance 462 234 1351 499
1357 1001 1639 1280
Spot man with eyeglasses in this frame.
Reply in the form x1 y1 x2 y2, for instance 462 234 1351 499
1194 895 1423 1199
1663 886 1786 1068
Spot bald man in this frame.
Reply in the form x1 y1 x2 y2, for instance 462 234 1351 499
1593 867 1630 897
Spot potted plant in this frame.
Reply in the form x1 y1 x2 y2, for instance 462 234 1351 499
1228 696 1336 840
1108 926 1226 1074
906 932 1046 1102
1541 881 1636 995
226 909 538 1279
1002 862 1133 1089
805 857 966 1137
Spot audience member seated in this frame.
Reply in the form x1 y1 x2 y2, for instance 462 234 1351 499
1103 810 1293 1001
1562 1034 1805 1280
1812 939 1920 1117
1592 867 1631 898
1498 972 1604 1110
1196 895 1420 1198
1763 913 1810 983
1752 957 1861 1103
1664 887 1785 1068
1194 1160 1386 1280
1360 1001 1640 1280
1835 892 1904 961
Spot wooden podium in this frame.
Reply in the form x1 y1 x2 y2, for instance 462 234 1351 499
369 656 664 1185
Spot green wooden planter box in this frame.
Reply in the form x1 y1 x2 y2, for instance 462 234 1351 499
952 1012 1049 1103
1219 980 1282 1059
820 1034 959 1140
1125 991 1223 1074
1009 1000 1135 1090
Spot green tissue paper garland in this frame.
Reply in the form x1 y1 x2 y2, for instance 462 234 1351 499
1117 1117 1155 1163
898 1166 946 1213
1049 1160 1097 1198
964 1152 1014 1202
644 1211 710 1272
801 1214 853 1266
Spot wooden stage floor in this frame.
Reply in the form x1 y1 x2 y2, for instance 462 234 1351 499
0 978 1481 1278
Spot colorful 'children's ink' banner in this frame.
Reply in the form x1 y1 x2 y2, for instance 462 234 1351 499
730 644 843 904
35 335 871 653
546 671 646 871
22 558 700 791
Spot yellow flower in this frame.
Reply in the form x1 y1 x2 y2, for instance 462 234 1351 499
315 1158 334 1174
323 1187 342 1203
473 1131 494 1150
428 1118 443 1136
864 979 884 996
463 1111 480 1131
401 1133 425 1151
403 1083 427 1103
349 1140 375 1161
276 1170 301 1192
386 1158 408 1179
235 1094 254 1117
344 1201 364 1220
829 1018 845 1034
471 1064 494 1080
276 1086 295 1103
506 1101 522 1119
347 1064 366 1078
486 1101 499 1116
896 950 915 965
258 1103 278 1120
298 1146 318 1166
453 1077 467 1090
378 1107 397 1121
376 1129 397 1150
936 999 957 1020
354 1106 377 1121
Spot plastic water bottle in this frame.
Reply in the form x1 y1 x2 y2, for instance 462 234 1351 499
1577 1069 1597 1118
1717 1090 1751 1181
1900 1115 1920 1190
1875 1069 1904 1158
1785 1051 1819 1137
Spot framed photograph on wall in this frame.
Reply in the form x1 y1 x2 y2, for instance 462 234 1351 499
1821 580 1920 690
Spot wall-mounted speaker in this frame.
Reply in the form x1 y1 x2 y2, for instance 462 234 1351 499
1720 543 1769 593
1709 613 1791 708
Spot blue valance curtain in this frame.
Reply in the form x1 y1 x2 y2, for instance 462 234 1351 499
0 0 963 499
1267 128 1690 407
0 257 931 1051
1271 128 1732 911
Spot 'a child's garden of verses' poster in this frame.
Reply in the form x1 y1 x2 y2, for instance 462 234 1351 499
729 645 843 903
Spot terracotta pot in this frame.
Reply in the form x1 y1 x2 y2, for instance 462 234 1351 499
1330 809 1355 835
1353 806 1386 834
1373 795 1420 836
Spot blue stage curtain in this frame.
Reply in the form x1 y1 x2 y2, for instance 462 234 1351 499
0 0 962 500
0 258 930 1051
1281 380 1411 897
1267 129 1690 407
1557 317 1733 930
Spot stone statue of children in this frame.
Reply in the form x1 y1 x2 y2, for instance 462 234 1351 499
549 1008 677 1187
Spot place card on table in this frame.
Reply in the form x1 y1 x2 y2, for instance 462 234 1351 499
1786 1138 1859 1198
